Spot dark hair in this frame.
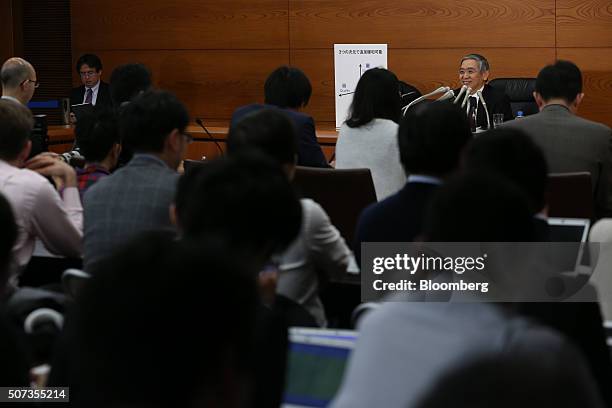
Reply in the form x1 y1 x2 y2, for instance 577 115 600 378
119 89 189 153
75 109 120 163
0 193 17 293
464 128 548 214
72 232 258 407
264 66 312 109
424 172 535 242
109 63 152 105
536 60 583 103
0 100 34 160
175 154 302 265
345 68 401 127
399 101 472 176
227 109 297 165
75 54 102 73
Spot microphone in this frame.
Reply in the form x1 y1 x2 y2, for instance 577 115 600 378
402 86 450 115
453 85 468 105
437 89 455 101
476 90 492 130
195 118 224 156
460 87 472 108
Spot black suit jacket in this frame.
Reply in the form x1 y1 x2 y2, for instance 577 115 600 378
455 83 514 128
231 104 331 168
354 181 440 263
69 81 113 111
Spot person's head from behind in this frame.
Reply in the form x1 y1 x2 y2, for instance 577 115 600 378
119 89 190 170
75 109 121 170
227 109 298 178
424 172 535 242
75 54 103 89
399 101 472 178
174 154 302 270
0 100 34 165
74 232 258 408
109 63 152 106
264 66 312 110
0 57 37 105
0 194 17 296
535 60 583 113
345 67 401 128
464 128 548 215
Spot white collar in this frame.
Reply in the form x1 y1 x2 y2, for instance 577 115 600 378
1 95 23 105
407 174 443 185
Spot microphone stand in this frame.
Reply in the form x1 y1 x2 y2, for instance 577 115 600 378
195 118 224 156
476 90 492 130
402 86 450 116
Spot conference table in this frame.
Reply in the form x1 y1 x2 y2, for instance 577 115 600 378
48 124 340 162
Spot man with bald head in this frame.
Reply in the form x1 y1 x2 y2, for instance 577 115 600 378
1 57 38 105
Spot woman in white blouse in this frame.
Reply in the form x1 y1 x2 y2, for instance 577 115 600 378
335 68 406 200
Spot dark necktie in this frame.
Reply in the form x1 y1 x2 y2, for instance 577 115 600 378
85 88 93 104
468 96 478 131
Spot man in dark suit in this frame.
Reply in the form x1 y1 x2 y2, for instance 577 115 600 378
504 60 612 219
353 101 472 262
231 66 331 168
69 54 112 111
456 53 513 129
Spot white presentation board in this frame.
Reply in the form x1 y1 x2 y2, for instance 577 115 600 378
334 44 388 129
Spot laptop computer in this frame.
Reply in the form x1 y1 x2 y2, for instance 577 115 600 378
282 327 358 408
546 217 590 272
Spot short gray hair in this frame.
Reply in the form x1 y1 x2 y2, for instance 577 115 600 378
1 58 32 89
460 54 490 73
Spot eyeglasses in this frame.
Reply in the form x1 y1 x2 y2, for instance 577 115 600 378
182 132 193 144
21 79 39 88
79 71 98 78
459 69 479 76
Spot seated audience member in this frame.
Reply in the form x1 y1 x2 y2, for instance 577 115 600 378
503 60 612 219
231 66 330 168
0 100 82 275
416 354 603 408
335 68 405 200
1 57 37 106
83 90 189 272
463 127 612 406
0 193 30 387
456 53 513 128
174 154 302 408
331 173 602 408
227 109 354 327
59 232 259 408
354 101 472 261
74 110 121 198
109 63 152 107
69 54 112 111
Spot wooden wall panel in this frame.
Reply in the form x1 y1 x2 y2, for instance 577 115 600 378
289 0 555 49
557 0 612 47
556 48 612 128
71 0 289 51
82 50 289 122
293 48 556 124
0 1 16 63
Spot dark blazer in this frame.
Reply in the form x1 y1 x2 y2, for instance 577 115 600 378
504 104 612 219
455 83 514 128
231 104 331 168
69 80 113 111
354 181 440 263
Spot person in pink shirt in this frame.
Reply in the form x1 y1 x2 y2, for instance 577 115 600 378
0 100 82 277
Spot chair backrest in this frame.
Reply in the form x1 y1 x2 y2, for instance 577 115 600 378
547 172 593 219
292 167 377 246
61 268 92 300
489 78 538 117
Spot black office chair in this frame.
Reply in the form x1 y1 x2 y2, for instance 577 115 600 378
489 78 538 117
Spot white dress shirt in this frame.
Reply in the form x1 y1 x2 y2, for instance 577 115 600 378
82 80 101 106
0 160 83 270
